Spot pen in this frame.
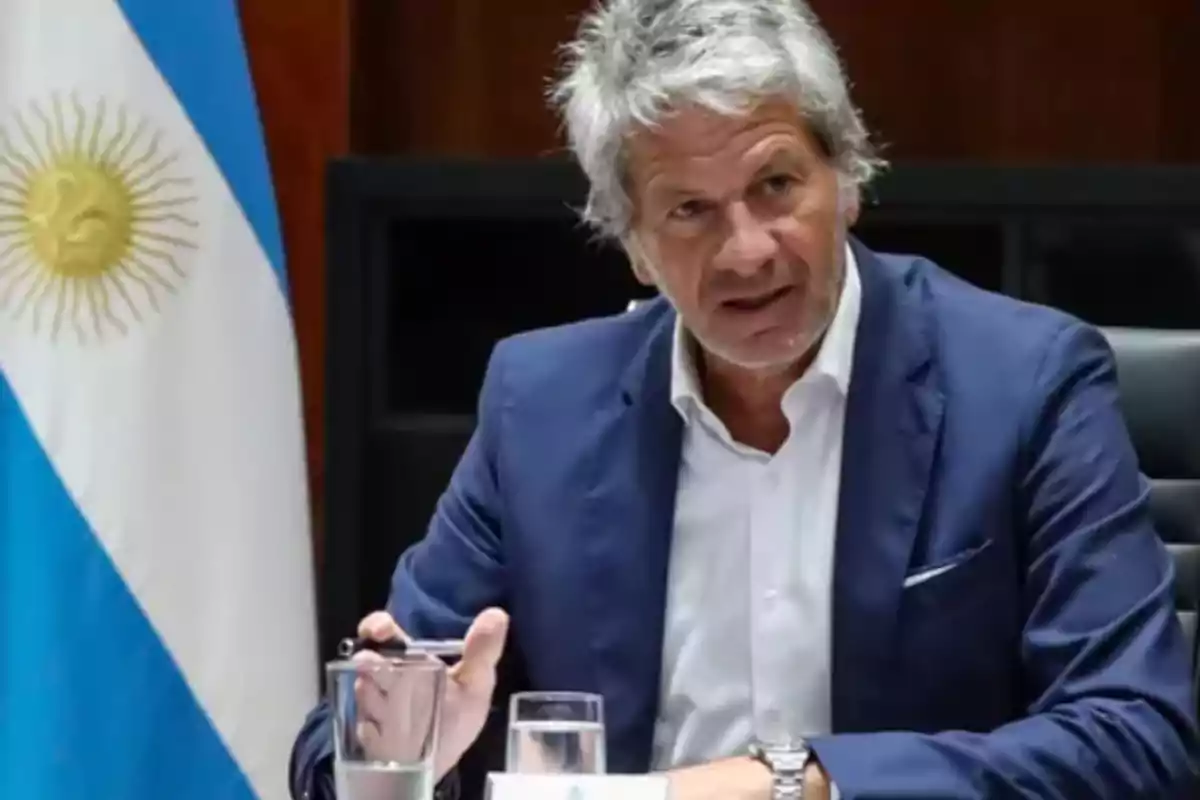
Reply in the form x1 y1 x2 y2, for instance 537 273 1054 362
338 636 465 660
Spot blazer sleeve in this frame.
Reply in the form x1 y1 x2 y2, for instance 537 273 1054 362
287 344 511 799
809 322 1200 798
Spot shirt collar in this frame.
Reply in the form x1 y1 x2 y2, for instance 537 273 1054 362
670 242 862 418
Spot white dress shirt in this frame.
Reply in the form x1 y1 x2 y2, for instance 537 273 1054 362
651 246 862 772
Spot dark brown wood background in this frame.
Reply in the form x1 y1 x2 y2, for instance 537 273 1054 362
239 0 1200 562
240 0 351 566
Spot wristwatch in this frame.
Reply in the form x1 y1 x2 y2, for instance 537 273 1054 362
750 741 811 799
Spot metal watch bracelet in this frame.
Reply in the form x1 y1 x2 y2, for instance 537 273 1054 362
750 742 810 800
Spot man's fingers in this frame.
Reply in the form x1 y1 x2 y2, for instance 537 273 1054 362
357 719 383 757
357 611 406 642
352 650 395 701
355 671 390 717
451 607 509 686
357 607 506 691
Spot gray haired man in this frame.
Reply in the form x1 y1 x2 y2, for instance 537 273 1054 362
290 2 1200 798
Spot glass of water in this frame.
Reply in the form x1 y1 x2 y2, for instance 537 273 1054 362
327 655 445 800
505 691 606 775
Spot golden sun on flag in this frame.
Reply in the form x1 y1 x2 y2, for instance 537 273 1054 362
0 93 198 342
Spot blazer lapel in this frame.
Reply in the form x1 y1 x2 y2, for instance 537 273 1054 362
831 242 944 732
582 304 681 773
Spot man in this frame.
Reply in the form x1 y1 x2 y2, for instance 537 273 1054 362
291 1 1200 797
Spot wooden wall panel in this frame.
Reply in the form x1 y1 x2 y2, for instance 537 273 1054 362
1161 0 1200 161
352 0 1199 163
810 0 1176 162
240 0 352 567
352 0 589 155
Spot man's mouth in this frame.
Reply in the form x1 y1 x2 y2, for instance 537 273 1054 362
722 285 793 312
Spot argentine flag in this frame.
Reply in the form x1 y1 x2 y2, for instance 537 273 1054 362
0 1 317 798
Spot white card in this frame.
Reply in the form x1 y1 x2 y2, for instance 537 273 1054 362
485 773 670 800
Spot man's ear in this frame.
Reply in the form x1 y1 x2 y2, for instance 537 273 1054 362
840 179 861 227
630 258 656 287
845 192 861 227
624 235 657 287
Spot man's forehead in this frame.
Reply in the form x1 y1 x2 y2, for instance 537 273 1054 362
631 99 806 155
627 102 816 190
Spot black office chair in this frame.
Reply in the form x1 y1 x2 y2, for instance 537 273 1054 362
1100 327 1200 692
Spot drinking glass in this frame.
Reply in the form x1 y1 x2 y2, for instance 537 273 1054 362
505 691 606 774
327 655 445 800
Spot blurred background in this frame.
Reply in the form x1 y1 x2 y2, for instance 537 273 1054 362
236 0 1200 660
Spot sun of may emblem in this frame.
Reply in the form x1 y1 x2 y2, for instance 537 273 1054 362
0 93 198 342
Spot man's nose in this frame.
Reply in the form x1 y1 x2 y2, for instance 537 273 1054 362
713 201 778 276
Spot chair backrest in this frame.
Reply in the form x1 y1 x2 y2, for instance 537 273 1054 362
1100 327 1200 675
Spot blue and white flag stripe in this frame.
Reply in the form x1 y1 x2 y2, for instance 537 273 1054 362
0 379 258 798
117 0 286 286
0 1 316 797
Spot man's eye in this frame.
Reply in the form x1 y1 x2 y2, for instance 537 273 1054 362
760 174 796 195
669 199 711 220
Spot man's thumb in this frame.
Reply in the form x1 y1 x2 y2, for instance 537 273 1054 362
453 607 509 685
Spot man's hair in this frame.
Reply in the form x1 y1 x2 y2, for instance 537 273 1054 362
548 0 885 240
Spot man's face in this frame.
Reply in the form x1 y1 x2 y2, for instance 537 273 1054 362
626 99 858 372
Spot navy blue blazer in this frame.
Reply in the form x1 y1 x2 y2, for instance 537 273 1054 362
291 242 1199 798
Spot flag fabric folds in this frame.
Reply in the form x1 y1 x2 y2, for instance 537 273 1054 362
0 1 317 797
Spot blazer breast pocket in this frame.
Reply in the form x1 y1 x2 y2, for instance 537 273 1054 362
902 538 996 595
898 537 1013 666
897 536 1017 727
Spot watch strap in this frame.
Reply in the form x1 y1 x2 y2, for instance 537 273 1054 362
750 742 809 799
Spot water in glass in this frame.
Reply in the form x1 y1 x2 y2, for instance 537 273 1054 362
335 761 434 800
505 719 606 774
